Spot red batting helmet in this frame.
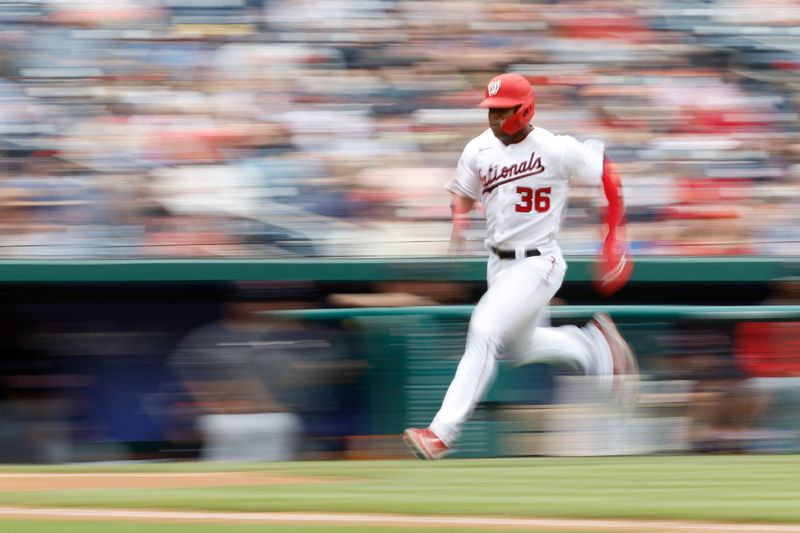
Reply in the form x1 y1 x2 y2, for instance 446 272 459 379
478 73 535 135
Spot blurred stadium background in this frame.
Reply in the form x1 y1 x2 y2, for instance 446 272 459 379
0 0 797 466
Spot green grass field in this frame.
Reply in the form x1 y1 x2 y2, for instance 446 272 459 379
0 455 798 532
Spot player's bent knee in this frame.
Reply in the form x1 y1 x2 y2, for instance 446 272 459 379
467 318 506 358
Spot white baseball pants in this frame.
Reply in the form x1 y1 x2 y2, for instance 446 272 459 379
429 249 612 447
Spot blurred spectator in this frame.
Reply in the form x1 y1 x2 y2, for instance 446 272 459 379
168 281 362 461
735 277 800 378
0 0 798 257
685 353 769 454
658 323 770 453
0 355 82 463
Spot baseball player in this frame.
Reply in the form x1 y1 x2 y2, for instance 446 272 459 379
403 72 637 460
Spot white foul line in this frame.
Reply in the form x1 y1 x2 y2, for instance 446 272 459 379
0 507 800 532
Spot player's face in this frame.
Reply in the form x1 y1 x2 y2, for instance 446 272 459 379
488 106 518 137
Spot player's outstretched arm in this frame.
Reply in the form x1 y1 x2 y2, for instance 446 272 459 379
449 193 475 254
595 155 632 296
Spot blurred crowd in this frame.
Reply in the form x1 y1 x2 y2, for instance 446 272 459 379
0 0 798 258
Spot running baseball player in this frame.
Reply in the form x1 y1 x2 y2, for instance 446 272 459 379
403 72 637 460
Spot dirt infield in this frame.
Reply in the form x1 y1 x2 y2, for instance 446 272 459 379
2 507 800 532
0 472 329 491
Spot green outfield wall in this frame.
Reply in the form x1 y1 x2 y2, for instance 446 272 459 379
0 256 796 282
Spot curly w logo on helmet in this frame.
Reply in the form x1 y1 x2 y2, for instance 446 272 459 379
487 80 501 96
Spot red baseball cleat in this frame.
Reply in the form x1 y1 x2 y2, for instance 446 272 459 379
591 312 639 410
403 428 451 460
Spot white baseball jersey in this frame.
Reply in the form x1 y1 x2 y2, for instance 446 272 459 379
447 126 605 252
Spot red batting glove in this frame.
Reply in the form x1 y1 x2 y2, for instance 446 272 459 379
594 228 633 296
